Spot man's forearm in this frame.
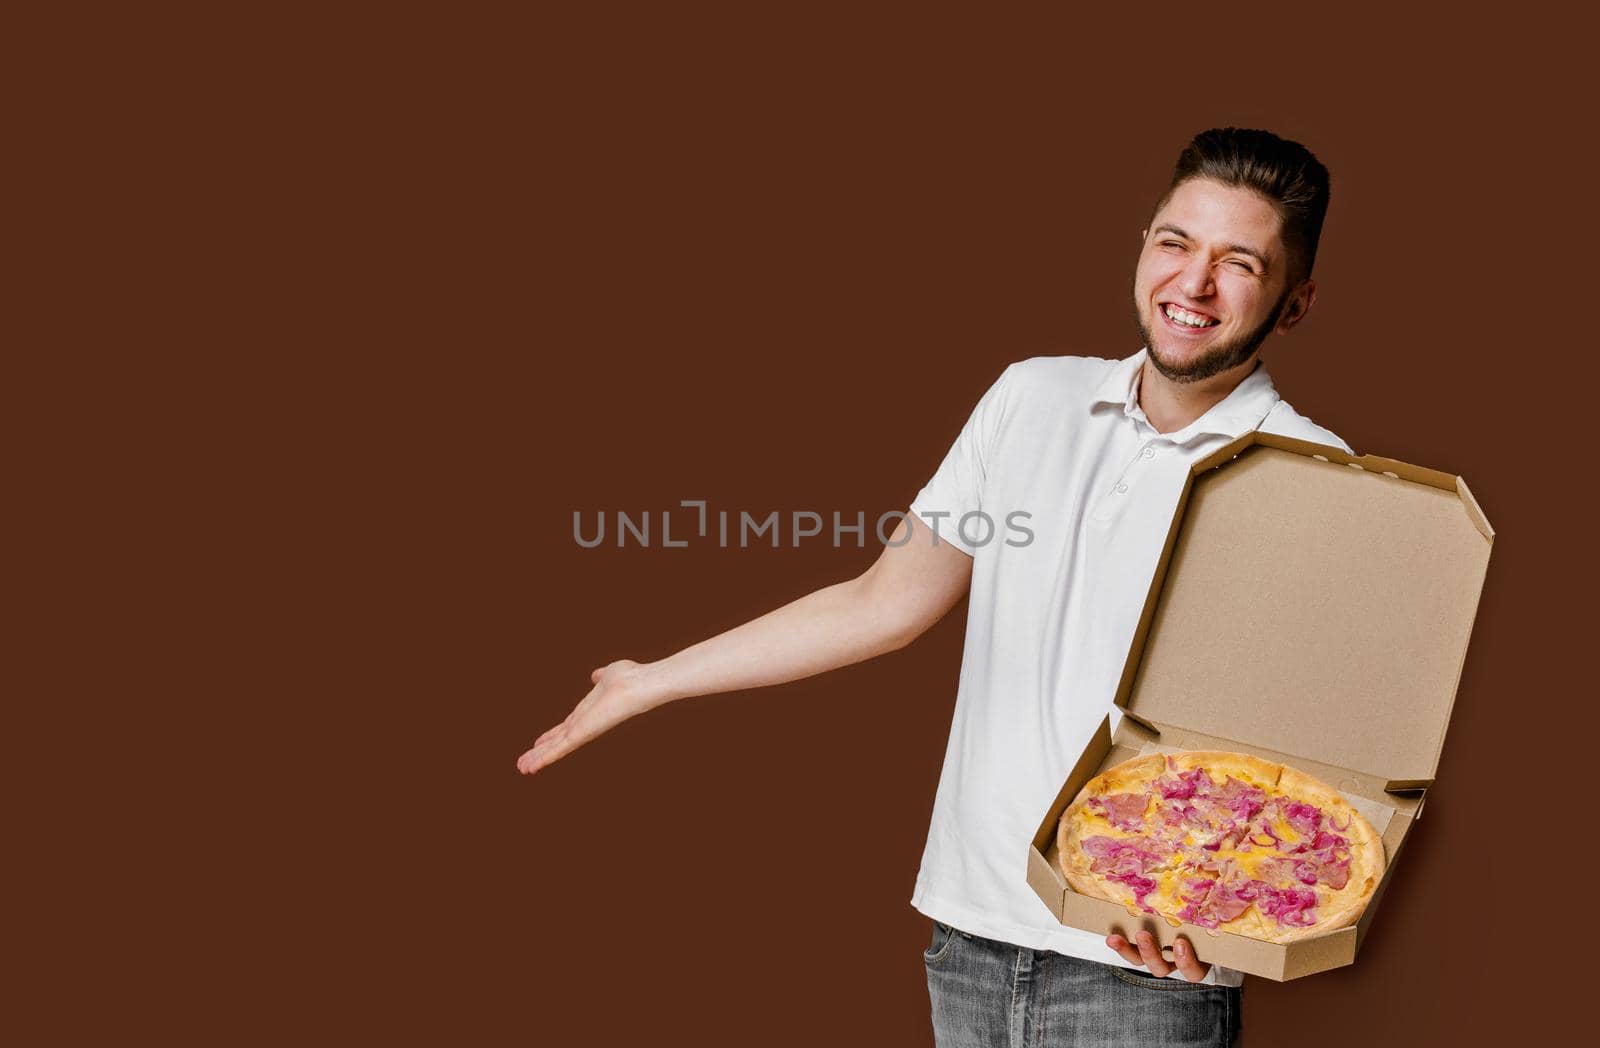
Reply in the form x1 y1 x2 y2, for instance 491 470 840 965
518 513 968 775
633 575 912 708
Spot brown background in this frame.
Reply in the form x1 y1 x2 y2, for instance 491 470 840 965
22 5 1592 1046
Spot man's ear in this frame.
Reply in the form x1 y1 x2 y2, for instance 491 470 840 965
1275 278 1317 334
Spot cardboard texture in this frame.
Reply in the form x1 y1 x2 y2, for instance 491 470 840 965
1027 433 1493 981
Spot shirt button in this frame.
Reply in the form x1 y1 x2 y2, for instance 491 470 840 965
1115 483 1129 493
1142 446 1155 459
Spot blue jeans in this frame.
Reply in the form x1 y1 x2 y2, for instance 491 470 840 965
923 920 1241 1047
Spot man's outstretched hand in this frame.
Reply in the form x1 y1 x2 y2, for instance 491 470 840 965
1105 930 1211 983
517 660 655 776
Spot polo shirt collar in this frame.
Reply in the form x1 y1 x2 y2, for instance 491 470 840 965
1091 347 1282 444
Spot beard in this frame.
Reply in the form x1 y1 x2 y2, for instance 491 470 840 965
1135 286 1291 384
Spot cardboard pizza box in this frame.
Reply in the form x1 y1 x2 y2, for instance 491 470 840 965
1025 431 1493 981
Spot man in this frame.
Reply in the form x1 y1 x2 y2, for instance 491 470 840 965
518 128 1350 1046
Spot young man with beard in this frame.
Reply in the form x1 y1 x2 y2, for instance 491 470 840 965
518 128 1348 1046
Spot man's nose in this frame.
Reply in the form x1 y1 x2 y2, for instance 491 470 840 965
1178 255 1214 299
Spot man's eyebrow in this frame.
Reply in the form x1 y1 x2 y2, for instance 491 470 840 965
1223 243 1270 269
1151 224 1270 270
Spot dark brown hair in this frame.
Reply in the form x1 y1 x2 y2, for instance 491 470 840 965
1154 128 1331 287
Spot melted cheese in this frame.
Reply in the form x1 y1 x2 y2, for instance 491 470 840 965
1228 849 1269 880
1271 818 1299 845
1147 871 1186 925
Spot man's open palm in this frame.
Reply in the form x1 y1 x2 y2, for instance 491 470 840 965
517 660 651 775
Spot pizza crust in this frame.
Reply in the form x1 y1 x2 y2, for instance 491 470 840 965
1056 750 1387 945
1167 750 1282 791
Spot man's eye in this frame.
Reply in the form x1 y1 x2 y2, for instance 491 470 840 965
1160 241 1183 250
1227 260 1254 272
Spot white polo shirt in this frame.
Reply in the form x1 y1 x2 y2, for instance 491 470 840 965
908 348 1351 986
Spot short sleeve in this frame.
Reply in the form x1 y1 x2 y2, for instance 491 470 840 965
1259 401 1354 456
909 364 1015 556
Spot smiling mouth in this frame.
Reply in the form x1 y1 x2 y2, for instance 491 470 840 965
1160 302 1220 330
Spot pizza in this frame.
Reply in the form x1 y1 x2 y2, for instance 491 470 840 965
1057 751 1385 944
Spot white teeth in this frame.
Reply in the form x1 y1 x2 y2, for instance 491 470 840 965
1163 304 1215 328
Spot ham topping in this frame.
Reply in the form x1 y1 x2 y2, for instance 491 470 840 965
1212 776 1267 822
1189 796 1237 826
1187 877 1318 928
1108 872 1159 913
1311 830 1348 852
1258 852 1351 891
1157 766 1213 800
1081 835 1163 877
1088 792 1151 832
1282 800 1324 837
1252 884 1319 927
1176 877 1254 928
1153 799 1191 831
1318 860 1351 891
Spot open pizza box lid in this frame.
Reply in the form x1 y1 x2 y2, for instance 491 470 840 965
1026 431 1494 980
